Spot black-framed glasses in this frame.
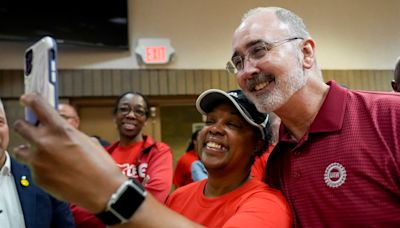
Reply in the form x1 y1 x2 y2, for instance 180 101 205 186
226 37 303 74
117 106 147 117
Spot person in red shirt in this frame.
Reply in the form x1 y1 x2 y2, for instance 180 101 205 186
173 130 201 188
231 6 400 227
108 91 173 202
166 89 292 227
71 91 173 227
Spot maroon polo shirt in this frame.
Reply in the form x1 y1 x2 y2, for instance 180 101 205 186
266 81 400 227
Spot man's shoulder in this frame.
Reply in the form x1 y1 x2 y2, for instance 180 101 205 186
350 89 400 101
346 89 400 111
10 156 63 200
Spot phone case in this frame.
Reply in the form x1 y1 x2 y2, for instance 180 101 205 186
24 36 58 125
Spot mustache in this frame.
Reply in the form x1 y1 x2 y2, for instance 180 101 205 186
246 73 275 89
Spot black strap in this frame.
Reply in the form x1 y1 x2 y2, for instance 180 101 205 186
95 178 146 226
96 210 121 226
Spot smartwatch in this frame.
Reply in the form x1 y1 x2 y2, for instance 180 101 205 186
96 178 147 225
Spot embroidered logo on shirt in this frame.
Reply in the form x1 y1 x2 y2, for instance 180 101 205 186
117 163 150 185
118 163 148 179
324 162 346 188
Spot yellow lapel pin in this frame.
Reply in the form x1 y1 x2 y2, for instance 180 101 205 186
20 176 30 187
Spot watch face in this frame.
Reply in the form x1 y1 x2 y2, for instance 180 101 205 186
111 181 146 219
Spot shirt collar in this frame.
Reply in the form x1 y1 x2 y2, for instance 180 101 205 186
308 80 347 133
279 80 348 141
0 151 11 176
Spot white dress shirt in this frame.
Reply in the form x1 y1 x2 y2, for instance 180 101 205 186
0 151 26 228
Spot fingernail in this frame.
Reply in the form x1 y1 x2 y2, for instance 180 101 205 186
17 144 29 150
12 144 29 154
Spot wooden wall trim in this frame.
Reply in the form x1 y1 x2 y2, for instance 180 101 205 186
0 69 394 99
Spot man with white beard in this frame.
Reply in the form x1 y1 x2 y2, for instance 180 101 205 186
229 6 400 227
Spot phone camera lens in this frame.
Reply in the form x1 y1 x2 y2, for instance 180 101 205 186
25 50 33 75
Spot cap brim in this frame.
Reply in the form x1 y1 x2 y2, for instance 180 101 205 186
196 89 262 134
196 89 234 115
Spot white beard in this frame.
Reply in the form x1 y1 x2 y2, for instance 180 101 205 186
244 59 308 113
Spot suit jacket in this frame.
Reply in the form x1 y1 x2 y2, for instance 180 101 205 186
10 156 75 228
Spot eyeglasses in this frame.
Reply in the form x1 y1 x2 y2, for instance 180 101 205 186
117 106 147 117
226 37 303 74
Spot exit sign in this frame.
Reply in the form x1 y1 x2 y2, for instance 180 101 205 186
145 46 166 63
135 38 175 65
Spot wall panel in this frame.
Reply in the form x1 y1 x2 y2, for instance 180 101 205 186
185 70 195 95
0 69 394 99
149 70 160 95
158 70 168 95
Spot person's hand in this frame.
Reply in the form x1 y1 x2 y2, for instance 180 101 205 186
13 93 126 213
13 93 205 228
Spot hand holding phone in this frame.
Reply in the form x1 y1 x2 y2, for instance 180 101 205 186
24 36 58 125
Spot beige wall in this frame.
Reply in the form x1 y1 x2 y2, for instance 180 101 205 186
0 0 399 70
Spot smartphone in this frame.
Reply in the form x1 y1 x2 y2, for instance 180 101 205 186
24 36 58 125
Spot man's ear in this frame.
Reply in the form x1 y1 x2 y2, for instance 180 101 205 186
301 38 315 69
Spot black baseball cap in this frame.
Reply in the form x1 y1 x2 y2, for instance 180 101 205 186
196 89 269 140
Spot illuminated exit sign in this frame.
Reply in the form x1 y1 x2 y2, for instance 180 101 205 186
145 46 166 63
135 38 175 64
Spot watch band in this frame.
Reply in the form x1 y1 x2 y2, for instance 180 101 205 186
96 178 147 225
96 209 121 225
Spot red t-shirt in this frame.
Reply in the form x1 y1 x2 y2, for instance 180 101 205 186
71 136 173 228
266 81 400 227
173 150 199 188
165 178 292 228
108 136 173 202
111 142 142 167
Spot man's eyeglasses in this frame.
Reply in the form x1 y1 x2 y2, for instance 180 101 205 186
226 37 303 74
117 106 147 117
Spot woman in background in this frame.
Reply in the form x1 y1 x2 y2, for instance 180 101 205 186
173 129 202 188
72 91 173 227
107 91 173 200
